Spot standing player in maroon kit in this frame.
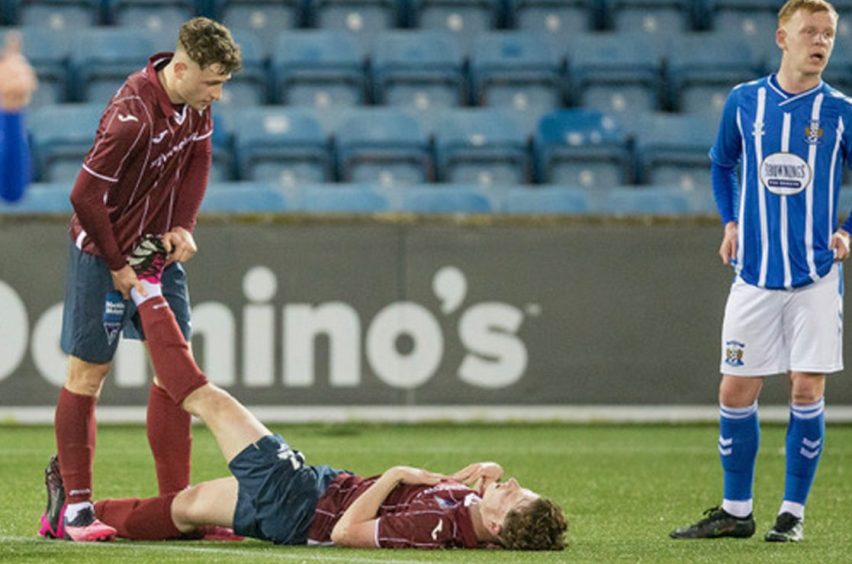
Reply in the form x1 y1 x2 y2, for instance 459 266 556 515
40 236 568 551
46 18 241 542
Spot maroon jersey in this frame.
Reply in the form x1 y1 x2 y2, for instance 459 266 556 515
68 53 212 270
307 474 481 549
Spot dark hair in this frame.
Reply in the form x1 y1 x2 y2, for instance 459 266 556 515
501 497 568 551
177 17 241 74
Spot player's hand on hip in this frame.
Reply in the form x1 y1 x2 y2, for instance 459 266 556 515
163 226 197 264
111 265 145 299
719 221 738 265
830 228 851 261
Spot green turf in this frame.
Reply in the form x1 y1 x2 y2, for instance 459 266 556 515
1 423 851 563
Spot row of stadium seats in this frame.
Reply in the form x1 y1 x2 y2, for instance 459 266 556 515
0 181 720 215
7 26 850 118
7 0 849 36
0 0 843 32
27 105 719 189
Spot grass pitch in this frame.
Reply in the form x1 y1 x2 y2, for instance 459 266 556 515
1 423 851 563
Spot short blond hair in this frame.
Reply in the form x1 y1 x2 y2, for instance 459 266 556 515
177 17 241 74
778 0 838 26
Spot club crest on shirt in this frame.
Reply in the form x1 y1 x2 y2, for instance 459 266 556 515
724 340 745 367
759 152 811 195
805 120 823 145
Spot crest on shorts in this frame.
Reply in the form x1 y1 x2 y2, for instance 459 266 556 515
724 340 745 367
805 120 823 145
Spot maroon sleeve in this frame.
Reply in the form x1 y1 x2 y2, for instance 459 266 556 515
171 114 212 232
376 509 454 549
72 101 150 270
69 173 125 270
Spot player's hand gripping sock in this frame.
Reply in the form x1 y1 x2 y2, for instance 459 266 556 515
127 235 208 406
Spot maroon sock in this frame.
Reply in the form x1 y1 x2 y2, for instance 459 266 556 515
94 494 181 540
147 383 192 495
55 388 97 504
137 297 208 405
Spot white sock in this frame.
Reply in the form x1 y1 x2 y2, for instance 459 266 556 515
130 280 162 306
722 499 753 518
64 501 93 523
779 501 805 520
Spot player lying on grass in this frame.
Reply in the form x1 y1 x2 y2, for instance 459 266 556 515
39 235 567 550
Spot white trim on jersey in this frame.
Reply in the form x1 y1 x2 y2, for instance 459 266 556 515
194 129 213 141
806 94 824 282
81 164 118 183
829 117 845 242
781 111 792 289
736 109 747 273
754 87 769 287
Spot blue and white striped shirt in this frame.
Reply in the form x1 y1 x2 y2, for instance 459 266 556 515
710 75 852 289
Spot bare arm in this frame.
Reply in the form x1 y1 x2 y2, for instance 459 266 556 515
330 466 443 548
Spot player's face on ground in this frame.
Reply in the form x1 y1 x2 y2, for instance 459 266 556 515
778 8 837 77
480 478 539 528
175 60 231 111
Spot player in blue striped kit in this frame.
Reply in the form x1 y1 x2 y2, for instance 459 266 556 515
0 32 36 203
671 0 852 543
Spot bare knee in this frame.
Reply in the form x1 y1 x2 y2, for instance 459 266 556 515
719 375 763 407
65 356 111 397
182 384 235 420
171 487 203 532
790 372 825 405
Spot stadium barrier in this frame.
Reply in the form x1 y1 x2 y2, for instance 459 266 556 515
2 214 851 423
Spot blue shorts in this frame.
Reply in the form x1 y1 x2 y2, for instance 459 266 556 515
60 241 192 364
229 434 341 545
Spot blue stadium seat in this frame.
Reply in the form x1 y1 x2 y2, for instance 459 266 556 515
217 29 268 107
567 32 664 114
708 0 777 41
469 32 563 116
69 29 155 103
511 0 596 37
0 183 73 215
606 0 694 33
200 182 290 213
534 109 631 187
334 108 432 185
300 183 390 213
503 185 593 214
604 185 692 215
15 0 102 29
111 0 194 36
433 108 531 185
410 0 503 51
819 42 852 93
666 33 759 118
271 31 367 108
217 0 303 50
632 112 716 190
311 0 401 34
232 106 332 186
28 104 102 182
0 28 72 107
399 185 492 213
371 31 465 110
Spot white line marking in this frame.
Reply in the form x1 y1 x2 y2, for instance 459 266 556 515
0 536 432 564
